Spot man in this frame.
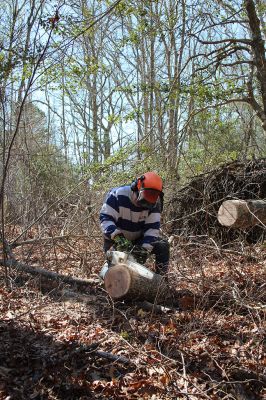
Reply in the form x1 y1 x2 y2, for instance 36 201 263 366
99 171 170 275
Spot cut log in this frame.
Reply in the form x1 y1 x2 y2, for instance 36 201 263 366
104 261 168 302
218 199 266 228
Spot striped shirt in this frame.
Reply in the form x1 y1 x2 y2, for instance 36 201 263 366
99 185 161 251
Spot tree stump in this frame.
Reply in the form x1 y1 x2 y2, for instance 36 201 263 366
104 261 168 302
218 199 266 228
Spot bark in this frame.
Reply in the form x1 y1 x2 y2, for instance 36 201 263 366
218 199 266 228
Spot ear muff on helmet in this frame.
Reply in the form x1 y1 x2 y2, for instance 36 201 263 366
130 179 138 192
159 191 164 212
130 175 145 192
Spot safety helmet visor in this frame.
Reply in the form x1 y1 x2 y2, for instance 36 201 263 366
137 188 161 208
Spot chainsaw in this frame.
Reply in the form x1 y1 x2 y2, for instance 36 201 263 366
99 237 149 280
99 249 150 280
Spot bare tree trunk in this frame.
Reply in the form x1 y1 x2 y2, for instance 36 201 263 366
245 1 266 130
141 37 149 142
149 2 155 148
92 74 99 164
61 61 68 161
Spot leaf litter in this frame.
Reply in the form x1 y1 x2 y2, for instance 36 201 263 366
0 229 265 399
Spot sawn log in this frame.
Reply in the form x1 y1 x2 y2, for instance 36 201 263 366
218 199 266 228
104 252 168 302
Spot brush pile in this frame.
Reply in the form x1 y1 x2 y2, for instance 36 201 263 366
166 158 266 245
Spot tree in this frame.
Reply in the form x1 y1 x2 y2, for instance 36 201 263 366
187 0 266 132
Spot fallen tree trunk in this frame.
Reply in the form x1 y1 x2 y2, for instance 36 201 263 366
218 199 266 228
0 258 94 286
104 261 168 302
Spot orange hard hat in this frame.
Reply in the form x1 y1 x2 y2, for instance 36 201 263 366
137 172 163 204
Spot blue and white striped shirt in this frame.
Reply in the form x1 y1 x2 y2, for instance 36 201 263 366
99 185 160 251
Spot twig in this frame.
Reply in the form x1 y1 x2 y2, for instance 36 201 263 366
137 300 175 314
94 350 133 365
180 351 188 394
184 241 257 258
71 341 134 365
232 283 266 310
11 235 90 248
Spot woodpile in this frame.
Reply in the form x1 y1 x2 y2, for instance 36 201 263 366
166 158 266 244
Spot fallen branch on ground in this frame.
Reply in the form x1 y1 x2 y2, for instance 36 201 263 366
136 300 175 314
0 258 94 286
69 342 134 366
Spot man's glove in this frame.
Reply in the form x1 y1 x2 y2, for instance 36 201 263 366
113 234 133 252
131 245 149 264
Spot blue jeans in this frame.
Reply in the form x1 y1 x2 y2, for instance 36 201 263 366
103 237 170 275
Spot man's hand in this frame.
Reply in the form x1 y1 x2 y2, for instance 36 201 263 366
113 234 133 251
131 245 149 264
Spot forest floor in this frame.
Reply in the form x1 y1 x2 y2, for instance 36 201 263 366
0 225 265 400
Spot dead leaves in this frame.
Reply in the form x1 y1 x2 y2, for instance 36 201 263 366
1 229 266 399
91 372 169 398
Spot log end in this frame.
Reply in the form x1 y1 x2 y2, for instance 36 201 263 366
218 199 266 228
218 200 248 227
104 263 131 299
218 200 238 227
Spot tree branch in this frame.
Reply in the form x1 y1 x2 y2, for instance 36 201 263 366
0 257 95 287
189 33 252 45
